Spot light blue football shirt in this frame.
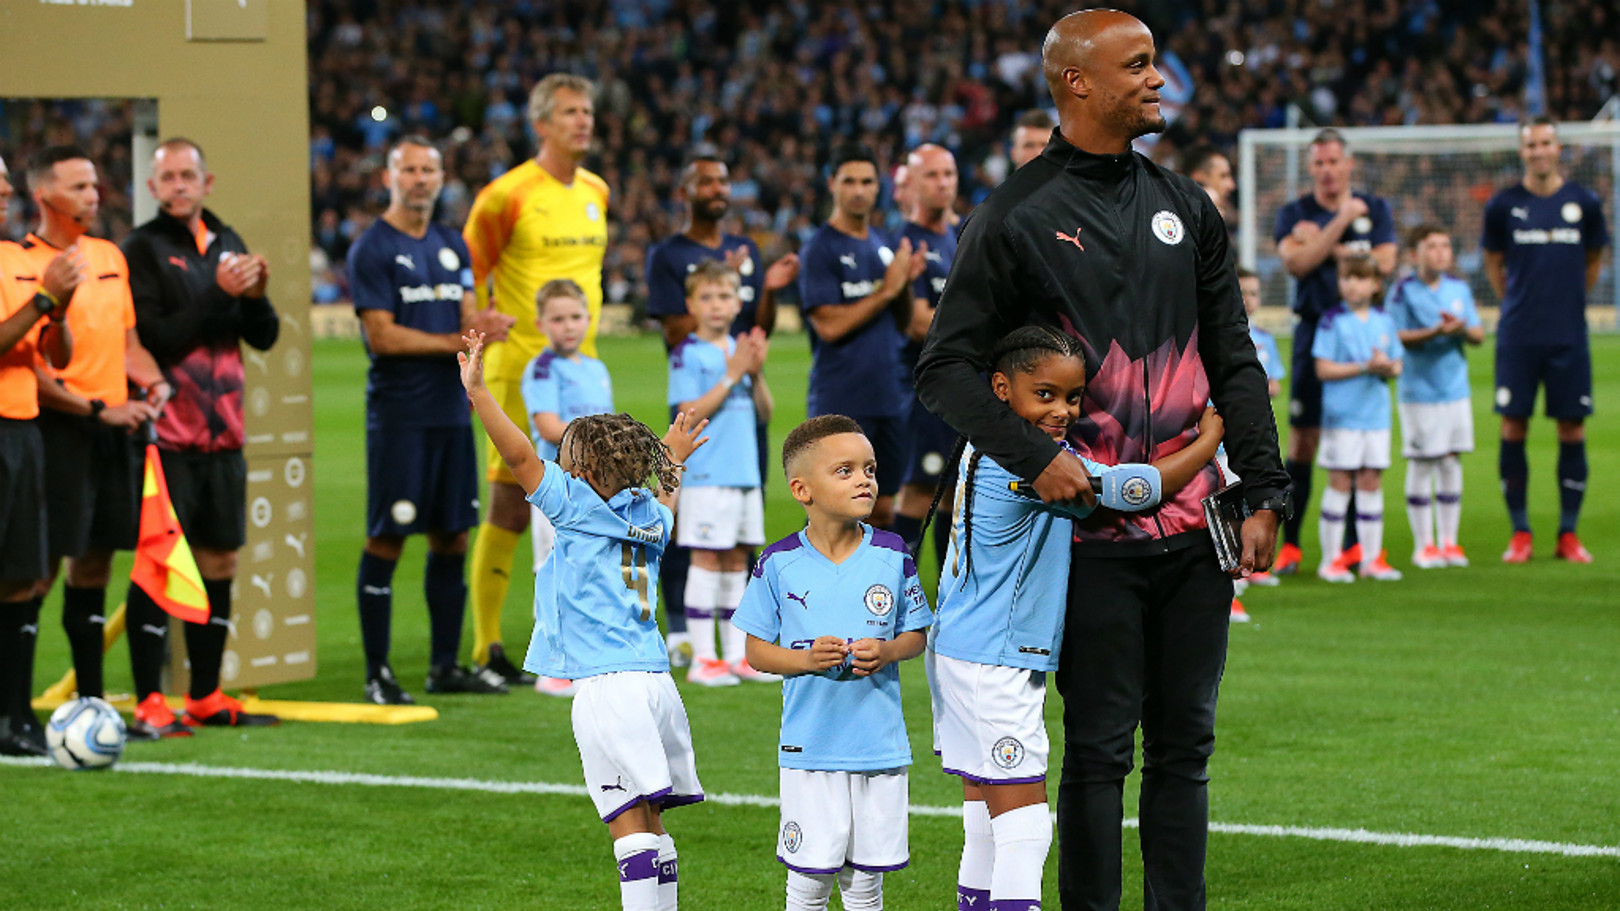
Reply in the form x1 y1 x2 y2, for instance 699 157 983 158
520 350 615 460
521 463 673 679
1250 325 1286 382
934 445 1143 672
667 334 761 488
732 526 933 772
1384 274 1479 404
1312 304 1402 431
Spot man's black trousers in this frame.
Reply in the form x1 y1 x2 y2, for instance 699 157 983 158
1056 541 1233 911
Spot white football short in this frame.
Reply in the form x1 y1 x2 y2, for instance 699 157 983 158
572 671 704 822
1399 399 1474 459
676 486 765 550
928 651 1050 784
777 767 910 875
1318 428 1392 471
530 505 556 569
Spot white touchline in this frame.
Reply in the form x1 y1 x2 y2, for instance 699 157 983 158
4 757 1615 859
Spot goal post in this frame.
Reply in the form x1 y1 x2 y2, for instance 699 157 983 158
1238 121 1620 328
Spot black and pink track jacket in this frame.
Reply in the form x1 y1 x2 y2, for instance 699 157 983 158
917 132 1288 555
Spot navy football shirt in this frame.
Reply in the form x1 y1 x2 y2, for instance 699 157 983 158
1482 182 1609 346
645 233 765 343
798 223 907 418
897 220 957 375
348 219 474 429
1274 192 1396 321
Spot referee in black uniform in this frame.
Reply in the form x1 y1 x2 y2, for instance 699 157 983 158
917 12 1290 911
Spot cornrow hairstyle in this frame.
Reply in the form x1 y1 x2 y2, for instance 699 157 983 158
924 325 1086 584
781 414 865 481
559 413 683 497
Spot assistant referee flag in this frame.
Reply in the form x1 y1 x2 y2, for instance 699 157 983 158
131 443 209 624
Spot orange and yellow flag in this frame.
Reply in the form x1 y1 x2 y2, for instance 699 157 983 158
131 444 210 624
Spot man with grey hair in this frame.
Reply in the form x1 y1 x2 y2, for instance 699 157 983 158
918 11 1289 909
462 74 610 688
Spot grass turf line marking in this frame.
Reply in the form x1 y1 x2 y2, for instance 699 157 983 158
5 756 1616 858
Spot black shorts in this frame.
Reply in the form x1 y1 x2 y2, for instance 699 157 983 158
0 418 48 582
39 409 141 559
900 398 960 488
366 425 480 537
160 449 247 551
849 412 907 496
1288 318 1322 428
1494 342 1593 420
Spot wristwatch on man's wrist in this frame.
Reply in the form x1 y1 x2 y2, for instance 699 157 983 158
32 292 55 316
87 398 106 419
1251 492 1294 521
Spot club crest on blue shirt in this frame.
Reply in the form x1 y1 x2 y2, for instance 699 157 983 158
1561 202 1581 223
1353 216 1372 235
781 821 803 853
993 736 1026 769
878 245 894 266
438 247 460 271
864 584 894 617
1151 210 1184 245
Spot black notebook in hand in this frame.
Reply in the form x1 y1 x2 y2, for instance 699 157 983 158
1202 483 1247 574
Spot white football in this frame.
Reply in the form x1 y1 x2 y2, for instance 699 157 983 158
46 697 127 771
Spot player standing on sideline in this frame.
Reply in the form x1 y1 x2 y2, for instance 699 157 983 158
799 143 925 530
644 152 799 667
347 136 515 705
121 137 280 728
1009 110 1054 171
735 415 933 911
24 148 167 728
1386 225 1482 569
668 262 775 686
892 144 960 563
0 152 77 757
1273 129 1397 575
461 330 707 911
1483 117 1609 564
1311 255 1404 583
522 279 615 697
917 12 1290 910
463 74 608 684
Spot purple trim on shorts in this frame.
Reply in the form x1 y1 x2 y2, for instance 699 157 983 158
848 858 910 874
778 858 845 876
656 792 706 812
942 766 1046 786
601 786 673 823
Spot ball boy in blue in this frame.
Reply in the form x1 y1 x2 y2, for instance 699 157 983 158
667 261 775 687
929 327 1225 911
733 415 932 911
462 329 709 911
1312 255 1403 583
1386 226 1482 569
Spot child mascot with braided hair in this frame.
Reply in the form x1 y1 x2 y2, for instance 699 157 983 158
460 330 707 911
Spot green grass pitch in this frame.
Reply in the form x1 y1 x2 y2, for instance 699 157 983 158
3 329 1616 910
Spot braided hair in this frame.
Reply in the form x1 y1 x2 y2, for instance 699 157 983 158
559 412 684 497
923 325 1086 587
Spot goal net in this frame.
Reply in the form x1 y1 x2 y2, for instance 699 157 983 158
1237 121 1620 330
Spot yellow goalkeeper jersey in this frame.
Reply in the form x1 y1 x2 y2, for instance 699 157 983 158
463 159 609 376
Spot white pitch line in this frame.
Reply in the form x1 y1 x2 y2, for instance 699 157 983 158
5 757 1616 858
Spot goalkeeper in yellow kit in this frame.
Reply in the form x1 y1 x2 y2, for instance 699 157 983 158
462 73 609 683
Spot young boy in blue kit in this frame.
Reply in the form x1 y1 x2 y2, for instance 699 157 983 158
1313 254 1404 582
733 415 933 911
462 329 709 911
668 260 776 687
1385 225 1482 569
521 278 616 697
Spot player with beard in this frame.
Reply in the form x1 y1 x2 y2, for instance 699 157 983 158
917 11 1289 909
644 153 799 667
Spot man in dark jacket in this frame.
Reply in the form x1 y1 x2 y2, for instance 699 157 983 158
120 138 280 730
916 11 1290 911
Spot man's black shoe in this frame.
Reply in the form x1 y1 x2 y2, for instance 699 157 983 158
365 665 415 706
0 717 47 757
426 663 508 695
480 643 536 686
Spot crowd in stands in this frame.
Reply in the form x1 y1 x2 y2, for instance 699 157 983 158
4 1 1616 305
